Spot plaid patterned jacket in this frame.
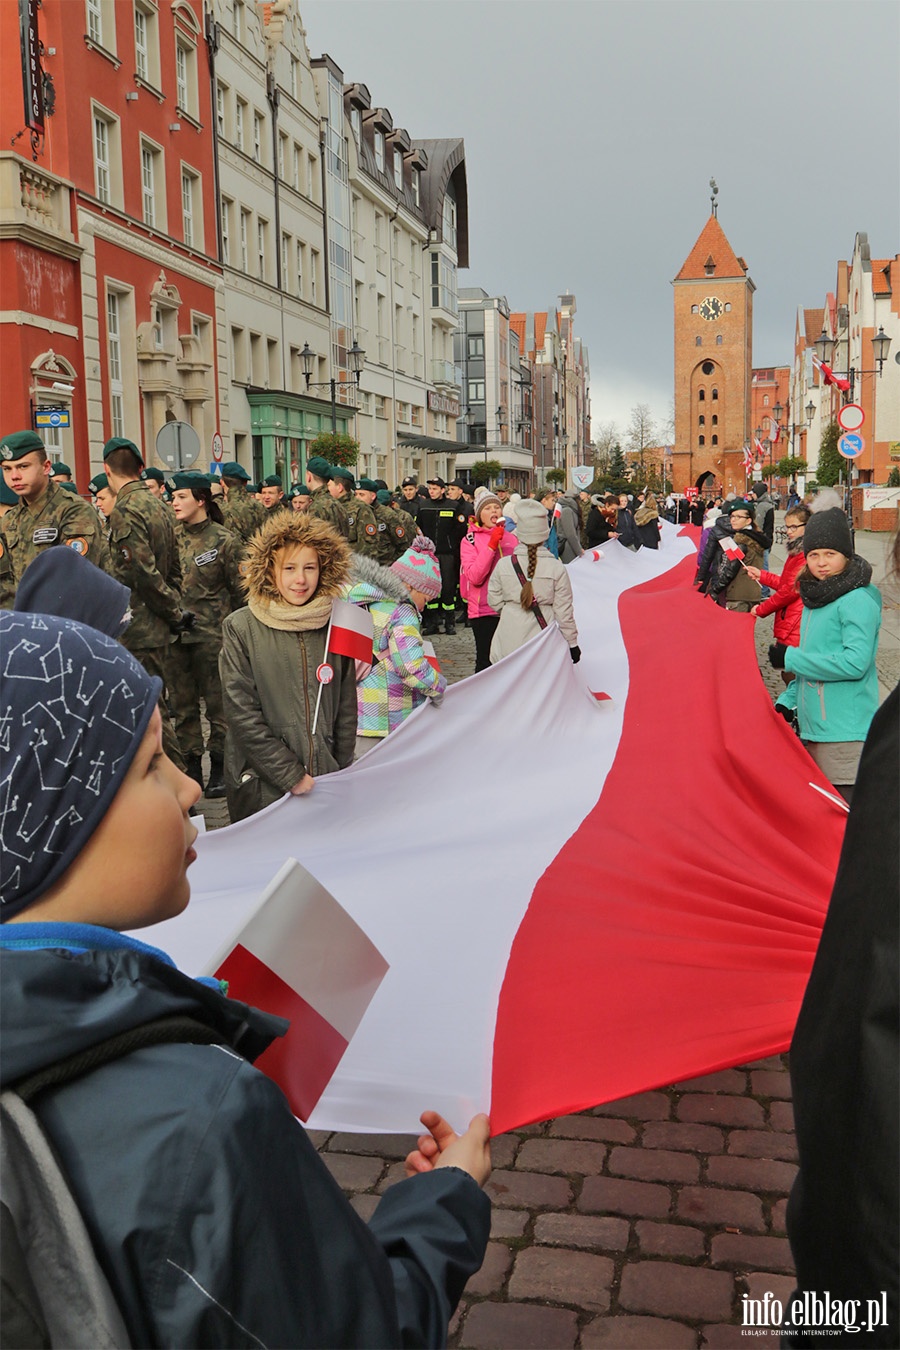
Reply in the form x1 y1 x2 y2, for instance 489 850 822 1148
345 572 446 738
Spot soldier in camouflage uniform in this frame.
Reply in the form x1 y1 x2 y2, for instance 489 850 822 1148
379 489 419 555
141 466 177 520
103 437 188 769
306 455 348 539
0 476 17 610
329 466 379 559
168 472 246 797
260 473 291 520
221 460 267 544
289 483 311 512
355 478 413 563
0 431 109 598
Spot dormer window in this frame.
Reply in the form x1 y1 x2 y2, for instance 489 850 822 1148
374 131 385 172
412 168 420 207
350 107 361 146
394 147 403 190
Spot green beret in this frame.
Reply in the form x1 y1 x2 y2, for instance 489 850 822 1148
102 437 143 465
262 474 283 488
140 466 166 483
50 461 73 477
0 430 45 462
357 477 378 492
57 481 79 494
289 483 311 498
0 478 19 506
166 471 210 493
220 460 250 481
306 456 332 481
331 466 355 489
376 489 393 506
89 473 109 494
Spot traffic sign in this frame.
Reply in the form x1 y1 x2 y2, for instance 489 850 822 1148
838 432 865 460
571 465 593 491
211 431 224 462
208 461 223 477
837 403 865 433
156 420 200 470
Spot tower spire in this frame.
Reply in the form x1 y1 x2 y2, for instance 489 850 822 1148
709 177 719 218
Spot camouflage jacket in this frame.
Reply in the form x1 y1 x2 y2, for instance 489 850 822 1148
2 481 109 595
174 517 245 645
374 503 415 563
0 529 14 610
222 487 267 544
336 495 379 559
108 480 182 650
308 485 348 538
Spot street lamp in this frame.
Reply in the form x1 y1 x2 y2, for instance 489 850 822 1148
813 325 892 402
805 399 815 422
300 338 366 433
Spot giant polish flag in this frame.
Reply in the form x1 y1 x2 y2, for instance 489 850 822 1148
142 523 846 1135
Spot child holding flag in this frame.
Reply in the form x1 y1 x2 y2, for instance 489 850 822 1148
219 515 359 820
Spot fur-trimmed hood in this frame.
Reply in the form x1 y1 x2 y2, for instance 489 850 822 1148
344 551 411 606
241 513 350 603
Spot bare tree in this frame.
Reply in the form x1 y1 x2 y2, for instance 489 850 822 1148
625 403 658 481
592 421 620 475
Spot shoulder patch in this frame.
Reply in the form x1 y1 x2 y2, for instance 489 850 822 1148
194 548 219 566
395 525 406 538
377 521 386 532
364 522 377 536
119 544 133 564
32 527 59 545
65 536 89 555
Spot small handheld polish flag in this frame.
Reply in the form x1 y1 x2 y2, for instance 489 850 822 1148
422 639 441 673
327 598 375 664
719 535 745 561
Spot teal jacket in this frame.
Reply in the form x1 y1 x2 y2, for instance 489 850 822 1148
778 583 882 743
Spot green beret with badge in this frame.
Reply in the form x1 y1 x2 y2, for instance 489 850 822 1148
89 473 109 494
140 466 166 484
0 430 45 462
357 477 378 492
50 461 73 478
166 471 210 493
57 482 79 495
289 483 311 498
262 474 283 488
331 466 356 490
220 461 250 481
376 489 394 506
306 456 332 481
102 437 143 465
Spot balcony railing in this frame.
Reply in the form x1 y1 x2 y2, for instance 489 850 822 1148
393 258 405 287
431 358 459 388
410 269 421 297
352 230 366 260
375 246 387 275
377 335 390 364
0 154 78 252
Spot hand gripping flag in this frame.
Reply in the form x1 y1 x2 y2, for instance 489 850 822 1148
143 525 845 1135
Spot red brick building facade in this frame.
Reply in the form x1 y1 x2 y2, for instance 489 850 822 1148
672 216 754 494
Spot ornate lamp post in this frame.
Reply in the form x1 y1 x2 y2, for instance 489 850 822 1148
300 338 366 433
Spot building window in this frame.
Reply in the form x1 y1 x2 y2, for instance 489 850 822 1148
691 304 699 314
231 0 244 41
467 335 484 358
134 5 148 78
235 98 245 152
698 389 705 401
281 231 289 286
216 82 226 137
375 395 386 419
412 168 420 207
239 209 249 271
695 336 702 346
140 145 154 225
87 0 103 44
411 404 423 427
394 148 403 190
293 144 302 191
253 112 263 164
307 155 316 200
92 109 121 205
725 303 732 312
711 386 719 399
468 379 485 403
278 133 287 180
398 401 410 424
712 435 718 446
698 415 705 426
711 414 718 426
257 218 267 280
374 131 385 172
716 334 723 346
221 196 232 263
295 241 304 297
181 168 199 247
442 191 457 250
310 249 319 303
350 107 361 146
702 362 715 376
763 394 769 407
699 435 705 446
107 291 124 437
175 41 191 114
289 56 298 99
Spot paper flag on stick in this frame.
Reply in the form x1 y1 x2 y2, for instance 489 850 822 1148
719 536 745 561
204 859 389 1119
422 639 441 673
328 598 375 663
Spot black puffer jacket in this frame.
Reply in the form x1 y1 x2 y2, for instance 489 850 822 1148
694 515 734 591
0 937 490 1348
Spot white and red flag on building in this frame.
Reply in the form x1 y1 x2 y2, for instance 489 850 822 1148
742 444 754 470
754 436 766 459
145 526 845 1135
812 353 851 393
768 418 781 444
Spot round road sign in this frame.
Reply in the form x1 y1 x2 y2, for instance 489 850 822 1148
156 421 201 470
838 432 865 460
838 403 865 433
212 431 224 462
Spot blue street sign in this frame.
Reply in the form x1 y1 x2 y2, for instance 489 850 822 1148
209 461 223 476
838 432 865 460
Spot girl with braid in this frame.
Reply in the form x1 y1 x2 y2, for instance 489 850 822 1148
487 498 579 665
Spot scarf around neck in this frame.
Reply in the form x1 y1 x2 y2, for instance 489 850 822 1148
248 592 333 631
798 554 872 609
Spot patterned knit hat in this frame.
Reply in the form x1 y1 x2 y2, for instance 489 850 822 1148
474 487 501 524
0 612 161 919
390 535 442 599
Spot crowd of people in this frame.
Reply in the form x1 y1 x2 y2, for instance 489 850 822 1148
0 426 895 1346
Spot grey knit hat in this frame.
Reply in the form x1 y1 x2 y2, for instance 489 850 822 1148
515 498 551 545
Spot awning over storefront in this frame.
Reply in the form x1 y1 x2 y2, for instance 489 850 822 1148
398 433 477 454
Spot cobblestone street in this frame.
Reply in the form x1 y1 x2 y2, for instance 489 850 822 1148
194 525 898 1349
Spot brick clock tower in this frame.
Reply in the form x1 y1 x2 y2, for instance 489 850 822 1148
672 214 755 493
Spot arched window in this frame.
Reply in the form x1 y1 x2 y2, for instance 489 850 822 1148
763 395 769 407
695 336 702 346
716 334 723 346
712 435 718 446
691 304 699 314
711 415 718 426
711 387 718 400
698 435 705 446
698 415 705 426
698 389 705 401
724 303 732 312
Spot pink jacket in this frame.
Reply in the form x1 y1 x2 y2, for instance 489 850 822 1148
756 549 804 645
460 524 517 618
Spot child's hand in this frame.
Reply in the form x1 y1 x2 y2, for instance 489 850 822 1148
744 565 761 581
290 774 315 795
405 1110 491 1187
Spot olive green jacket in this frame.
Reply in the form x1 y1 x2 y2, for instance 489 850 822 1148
222 487 267 544
308 485 348 538
108 480 182 650
3 481 108 595
174 517 245 645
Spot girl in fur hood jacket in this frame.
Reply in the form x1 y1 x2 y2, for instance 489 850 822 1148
219 514 358 820
344 537 447 757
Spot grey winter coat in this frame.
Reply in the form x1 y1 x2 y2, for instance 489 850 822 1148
0 937 490 1347
555 493 584 564
487 543 578 661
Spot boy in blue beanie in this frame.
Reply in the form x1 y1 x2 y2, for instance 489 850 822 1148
0 611 490 1347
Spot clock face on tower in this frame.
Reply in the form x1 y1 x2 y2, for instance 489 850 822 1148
699 296 723 321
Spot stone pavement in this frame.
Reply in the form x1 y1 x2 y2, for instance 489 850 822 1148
192 526 895 1349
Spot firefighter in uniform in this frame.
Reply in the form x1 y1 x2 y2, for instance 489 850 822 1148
417 477 469 634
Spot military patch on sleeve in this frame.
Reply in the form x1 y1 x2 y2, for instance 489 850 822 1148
377 521 386 532
395 525 406 538
194 548 219 566
119 544 133 564
364 522 377 536
32 527 59 544
65 536 89 555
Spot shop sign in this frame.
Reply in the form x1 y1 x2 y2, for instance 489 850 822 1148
428 390 459 417
20 0 44 133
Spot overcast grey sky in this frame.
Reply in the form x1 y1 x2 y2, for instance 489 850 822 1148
302 0 899 440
